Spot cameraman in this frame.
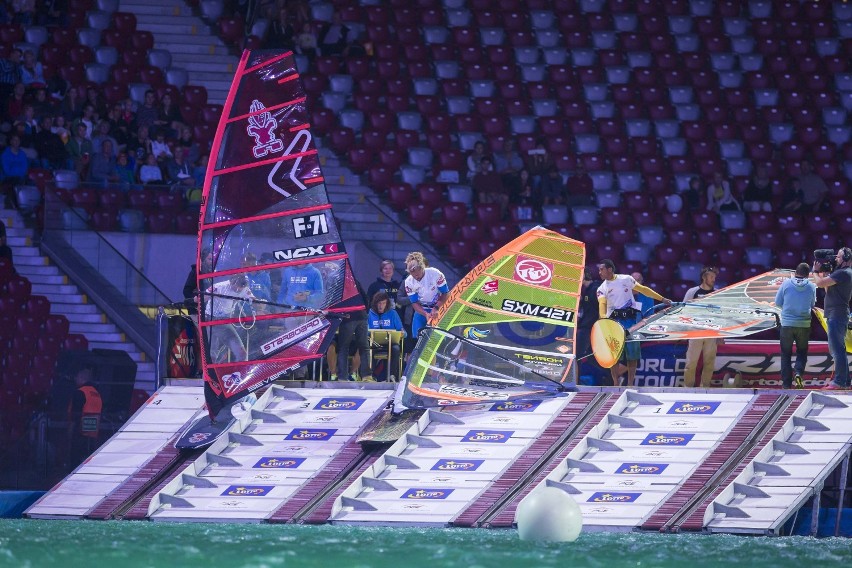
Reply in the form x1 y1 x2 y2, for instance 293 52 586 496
813 248 852 390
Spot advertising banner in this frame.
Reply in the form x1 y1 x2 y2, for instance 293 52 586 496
632 340 835 389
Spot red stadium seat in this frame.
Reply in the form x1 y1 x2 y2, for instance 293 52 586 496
182 85 208 107
387 183 415 211
474 203 501 225
406 203 434 230
147 212 174 233
113 11 138 34
62 334 89 351
447 240 475 267
218 16 245 45
428 222 457 247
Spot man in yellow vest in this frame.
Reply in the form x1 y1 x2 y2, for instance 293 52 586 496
68 366 102 465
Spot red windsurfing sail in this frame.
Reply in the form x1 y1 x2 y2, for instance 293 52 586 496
196 50 362 400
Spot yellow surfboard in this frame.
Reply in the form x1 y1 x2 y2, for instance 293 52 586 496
591 318 626 369
812 307 852 353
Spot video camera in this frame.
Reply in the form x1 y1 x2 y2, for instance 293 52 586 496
814 249 836 273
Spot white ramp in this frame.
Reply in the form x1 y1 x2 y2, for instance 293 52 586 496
704 392 852 535
147 386 391 523
26 385 204 519
330 396 573 526
537 390 754 531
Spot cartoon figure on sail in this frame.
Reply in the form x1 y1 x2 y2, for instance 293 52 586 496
589 269 786 376
393 227 584 413
178 50 363 448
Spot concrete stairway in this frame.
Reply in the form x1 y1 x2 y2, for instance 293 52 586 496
2 208 156 391
118 0 238 105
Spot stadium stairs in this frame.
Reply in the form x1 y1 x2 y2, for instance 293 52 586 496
3 205 156 391
119 0 239 104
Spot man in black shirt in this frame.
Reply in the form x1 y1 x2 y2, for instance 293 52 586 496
813 248 852 389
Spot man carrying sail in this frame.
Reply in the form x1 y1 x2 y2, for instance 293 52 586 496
596 259 672 387
404 251 449 339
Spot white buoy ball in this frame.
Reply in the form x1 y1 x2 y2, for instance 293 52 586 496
515 486 583 542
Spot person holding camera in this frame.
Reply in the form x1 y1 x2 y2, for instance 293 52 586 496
597 259 672 386
775 263 817 389
813 248 852 390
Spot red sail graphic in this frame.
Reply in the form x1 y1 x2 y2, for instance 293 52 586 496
196 50 361 399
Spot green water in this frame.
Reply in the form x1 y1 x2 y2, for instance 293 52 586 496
1 520 850 568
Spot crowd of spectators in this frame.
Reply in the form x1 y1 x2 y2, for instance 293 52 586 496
0 46 208 209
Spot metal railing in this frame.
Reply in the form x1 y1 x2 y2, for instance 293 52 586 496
40 183 177 358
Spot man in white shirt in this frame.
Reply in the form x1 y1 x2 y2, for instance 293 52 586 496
682 266 720 388
597 259 671 386
205 274 255 362
404 251 449 339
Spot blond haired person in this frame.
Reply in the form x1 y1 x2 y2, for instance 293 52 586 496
403 252 449 338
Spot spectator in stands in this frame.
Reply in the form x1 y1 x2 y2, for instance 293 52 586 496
88 139 120 184
368 291 405 381
177 126 201 165
14 103 37 140
516 168 539 209
682 176 702 210
742 165 773 212
1 134 28 188
5 81 26 122
781 177 804 212
115 152 136 188
565 162 594 206
139 153 164 184
798 161 828 212
72 104 97 139
128 124 153 164
466 140 488 181
33 115 67 170
0 49 22 110
85 86 106 120
166 149 195 188
50 115 70 144
105 103 129 150
473 155 509 219
318 12 350 56
295 22 318 59
155 92 181 140
193 153 208 186
526 140 561 206
91 120 119 157
134 90 159 132
31 87 54 117
67 122 93 176
706 171 740 214
151 130 173 162
60 86 83 122
267 7 296 50
494 138 523 197
20 50 45 89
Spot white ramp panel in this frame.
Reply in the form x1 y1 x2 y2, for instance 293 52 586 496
537 390 754 531
148 386 391 523
331 397 572 526
705 392 852 535
26 385 204 519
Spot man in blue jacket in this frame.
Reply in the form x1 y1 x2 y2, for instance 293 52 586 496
775 263 817 389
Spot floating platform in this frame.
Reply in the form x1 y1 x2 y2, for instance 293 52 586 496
25 384 852 536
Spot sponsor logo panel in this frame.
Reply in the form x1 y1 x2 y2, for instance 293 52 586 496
513 257 553 286
588 492 642 503
461 430 514 443
284 428 336 440
401 488 455 500
431 459 484 471
489 400 542 412
221 485 275 496
616 463 669 475
314 397 365 411
641 433 695 446
667 401 721 414
253 457 306 469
